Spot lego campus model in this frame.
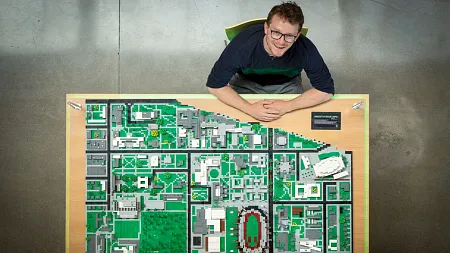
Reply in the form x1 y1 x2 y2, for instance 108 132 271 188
85 100 353 253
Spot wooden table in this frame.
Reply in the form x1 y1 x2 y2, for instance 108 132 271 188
66 94 369 253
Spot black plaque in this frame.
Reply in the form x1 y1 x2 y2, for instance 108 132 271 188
311 112 341 130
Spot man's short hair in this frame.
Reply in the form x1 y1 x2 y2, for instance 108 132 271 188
267 1 304 31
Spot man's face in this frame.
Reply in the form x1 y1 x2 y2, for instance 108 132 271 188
264 14 301 57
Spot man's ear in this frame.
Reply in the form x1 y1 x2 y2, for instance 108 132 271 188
264 22 269 34
295 31 302 42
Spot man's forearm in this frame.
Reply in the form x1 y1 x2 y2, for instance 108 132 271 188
287 88 333 112
207 86 251 113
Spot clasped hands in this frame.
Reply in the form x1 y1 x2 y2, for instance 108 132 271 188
246 99 293 122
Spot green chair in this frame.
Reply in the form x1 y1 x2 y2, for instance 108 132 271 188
224 18 308 45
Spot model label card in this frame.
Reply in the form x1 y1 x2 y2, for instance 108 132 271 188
311 112 341 130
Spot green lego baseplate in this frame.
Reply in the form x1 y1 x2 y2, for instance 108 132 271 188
85 99 353 253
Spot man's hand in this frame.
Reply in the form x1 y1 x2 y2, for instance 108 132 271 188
245 100 281 122
208 85 332 123
262 100 293 116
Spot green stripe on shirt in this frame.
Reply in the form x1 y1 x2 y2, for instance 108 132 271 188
242 67 301 77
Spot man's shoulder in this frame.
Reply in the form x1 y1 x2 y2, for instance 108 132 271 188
294 34 316 50
228 24 264 52
236 23 265 38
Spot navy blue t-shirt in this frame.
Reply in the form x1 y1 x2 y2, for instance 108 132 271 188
206 24 334 94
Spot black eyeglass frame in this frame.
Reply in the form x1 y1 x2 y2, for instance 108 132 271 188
268 26 299 43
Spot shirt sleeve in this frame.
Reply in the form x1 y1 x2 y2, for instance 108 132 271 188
206 41 242 88
302 38 335 94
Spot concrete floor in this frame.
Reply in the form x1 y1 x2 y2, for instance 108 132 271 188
0 0 449 252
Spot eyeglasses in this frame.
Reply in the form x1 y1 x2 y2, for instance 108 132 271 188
269 27 297 43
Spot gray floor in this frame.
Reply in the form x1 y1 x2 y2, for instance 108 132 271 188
0 0 449 252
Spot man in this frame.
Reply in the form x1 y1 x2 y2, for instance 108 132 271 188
206 1 334 122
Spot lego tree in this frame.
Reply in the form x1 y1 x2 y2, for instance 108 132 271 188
156 118 164 126
140 212 187 253
279 129 287 135
221 153 229 161
276 179 284 187
121 185 129 193
151 129 159 137
251 123 261 132
342 155 349 168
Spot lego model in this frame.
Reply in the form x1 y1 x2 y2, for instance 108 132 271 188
85 100 353 253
